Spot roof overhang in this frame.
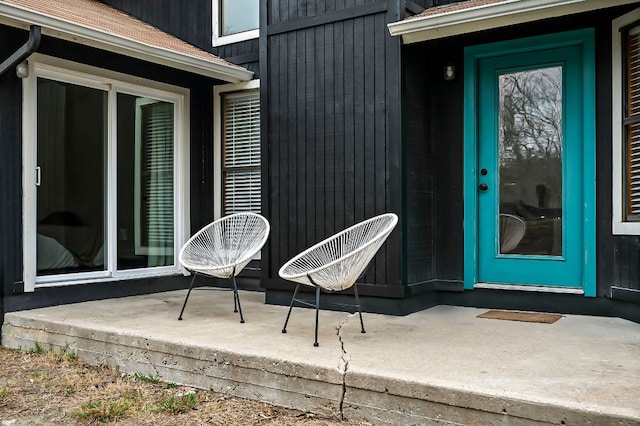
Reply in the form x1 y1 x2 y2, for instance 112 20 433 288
388 0 640 44
0 1 253 82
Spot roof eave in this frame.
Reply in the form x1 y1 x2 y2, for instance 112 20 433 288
388 0 640 44
0 3 253 83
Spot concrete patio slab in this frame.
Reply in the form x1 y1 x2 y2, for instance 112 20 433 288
2 289 640 425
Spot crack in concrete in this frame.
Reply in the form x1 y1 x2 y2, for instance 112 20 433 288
336 313 354 420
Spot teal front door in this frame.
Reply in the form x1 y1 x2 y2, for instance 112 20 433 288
464 30 596 295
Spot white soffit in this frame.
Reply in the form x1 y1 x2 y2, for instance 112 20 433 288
388 0 640 44
0 0 253 82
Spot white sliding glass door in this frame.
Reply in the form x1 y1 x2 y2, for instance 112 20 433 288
23 57 189 290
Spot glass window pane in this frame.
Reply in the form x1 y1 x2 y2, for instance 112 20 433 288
36 78 107 276
498 67 563 256
223 90 261 215
221 0 258 36
625 30 640 220
117 93 175 270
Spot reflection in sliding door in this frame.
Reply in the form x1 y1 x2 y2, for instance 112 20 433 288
36 78 107 276
117 93 175 270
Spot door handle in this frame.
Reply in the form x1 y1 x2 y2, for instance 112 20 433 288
478 183 488 191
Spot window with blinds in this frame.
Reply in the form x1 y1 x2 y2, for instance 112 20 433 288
625 26 640 219
222 90 260 215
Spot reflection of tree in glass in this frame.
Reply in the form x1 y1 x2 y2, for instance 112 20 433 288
499 67 562 164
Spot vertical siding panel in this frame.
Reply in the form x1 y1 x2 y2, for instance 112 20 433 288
287 32 298 256
278 0 287 23
374 13 387 215
324 0 335 12
321 24 334 238
294 30 307 251
270 0 279 24
374 12 388 283
317 0 327 14
307 0 317 17
331 21 344 234
305 28 316 244
363 13 376 219
313 27 330 241
353 16 365 223
342 18 355 229
280 34 292 265
0 58 23 296
322 23 344 235
268 36 279 273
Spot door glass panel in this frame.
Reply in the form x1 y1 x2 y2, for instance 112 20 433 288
36 78 107 275
117 93 175 270
498 66 562 256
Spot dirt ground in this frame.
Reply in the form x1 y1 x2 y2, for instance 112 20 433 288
0 346 363 425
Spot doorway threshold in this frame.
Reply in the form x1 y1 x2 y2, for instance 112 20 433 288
474 282 584 294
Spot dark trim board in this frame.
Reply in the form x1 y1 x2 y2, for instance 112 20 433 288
611 287 640 304
263 280 407 298
405 1 424 15
224 52 259 66
3 276 190 314
265 288 439 316
267 2 388 35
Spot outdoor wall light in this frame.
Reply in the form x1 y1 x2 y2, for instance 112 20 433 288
16 61 29 79
444 63 455 81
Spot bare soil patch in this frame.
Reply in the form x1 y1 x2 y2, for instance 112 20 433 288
0 346 362 425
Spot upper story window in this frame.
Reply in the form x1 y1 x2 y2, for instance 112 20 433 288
213 0 259 47
613 8 640 234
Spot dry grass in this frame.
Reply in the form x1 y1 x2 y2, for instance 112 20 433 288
0 345 360 425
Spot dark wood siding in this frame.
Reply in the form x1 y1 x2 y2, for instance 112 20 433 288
212 39 260 76
402 39 465 288
0 25 28 299
403 43 436 286
99 0 212 52
99 0 260 75
263 0 404 296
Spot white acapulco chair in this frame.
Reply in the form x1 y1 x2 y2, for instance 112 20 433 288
278 213 399 346
499 213 527 253
178 212 270 323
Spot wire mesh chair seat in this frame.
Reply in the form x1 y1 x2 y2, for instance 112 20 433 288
499 213 527 253
178 212 270 323
279 213 398 346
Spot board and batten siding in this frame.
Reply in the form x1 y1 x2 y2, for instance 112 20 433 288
99 0 260 74
0 25 27 299
263 0 405 295
99 0 213 54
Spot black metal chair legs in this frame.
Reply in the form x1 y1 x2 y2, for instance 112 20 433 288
178 268 244 323
282 277 366 347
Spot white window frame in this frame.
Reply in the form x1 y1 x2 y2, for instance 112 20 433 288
613 8 640 234
22 53 190 291
212 0 259 47
213 79 260 219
